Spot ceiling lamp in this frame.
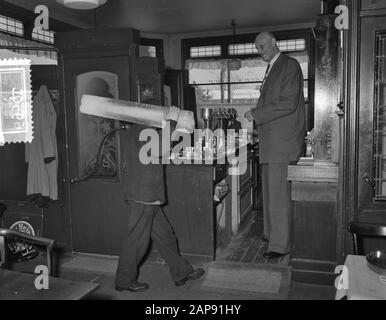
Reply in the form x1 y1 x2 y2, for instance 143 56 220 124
56 0 107 10
229 19 241 71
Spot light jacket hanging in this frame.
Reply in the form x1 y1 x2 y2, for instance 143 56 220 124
25 85 58 200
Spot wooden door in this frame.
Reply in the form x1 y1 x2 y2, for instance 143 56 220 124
63 55 131 254
358 15 386 229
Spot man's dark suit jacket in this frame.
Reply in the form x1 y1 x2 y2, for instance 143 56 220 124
120 120 177 204
251 53 305 164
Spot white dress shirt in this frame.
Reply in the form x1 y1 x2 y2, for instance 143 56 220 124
267 52 281 75
261 52 281 89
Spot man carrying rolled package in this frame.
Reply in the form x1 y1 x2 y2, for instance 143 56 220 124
114 106 204 292
79 95 203 291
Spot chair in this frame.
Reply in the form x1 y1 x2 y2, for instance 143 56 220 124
347 221 386 255
0 228 56 276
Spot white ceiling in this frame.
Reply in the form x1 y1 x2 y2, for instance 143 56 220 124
6 0 321 34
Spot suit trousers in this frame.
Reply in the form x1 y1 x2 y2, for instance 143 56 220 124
261 163 292 254
115 201 193 286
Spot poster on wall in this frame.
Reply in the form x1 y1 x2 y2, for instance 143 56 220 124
0 58 33 145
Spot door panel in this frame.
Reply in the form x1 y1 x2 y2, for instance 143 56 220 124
75 71 119 179
358 17 376 212
64 56 131 254
358 16 386 219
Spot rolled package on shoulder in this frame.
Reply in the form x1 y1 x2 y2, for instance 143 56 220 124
79 94 195 133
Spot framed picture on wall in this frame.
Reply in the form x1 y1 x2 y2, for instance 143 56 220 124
135 73 163 106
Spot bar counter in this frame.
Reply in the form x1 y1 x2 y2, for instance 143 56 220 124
148 142 259 263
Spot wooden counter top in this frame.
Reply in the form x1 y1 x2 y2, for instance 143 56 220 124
287 160 339 183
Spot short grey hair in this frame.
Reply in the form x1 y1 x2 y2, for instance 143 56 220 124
255 32 276 42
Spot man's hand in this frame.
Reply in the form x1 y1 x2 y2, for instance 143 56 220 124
244 110 254 122
164 106 180 122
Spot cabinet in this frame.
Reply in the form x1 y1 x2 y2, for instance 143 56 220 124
147 163 231 264
288 165 339 284
55 28 141 254
130 56 165 106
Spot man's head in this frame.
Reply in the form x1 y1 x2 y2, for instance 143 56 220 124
255 32 280 62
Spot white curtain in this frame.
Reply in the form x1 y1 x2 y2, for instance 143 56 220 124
186 52 309 71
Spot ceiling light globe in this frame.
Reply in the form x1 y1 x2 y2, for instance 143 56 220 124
57 0 107 10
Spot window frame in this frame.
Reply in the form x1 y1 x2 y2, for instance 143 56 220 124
0 15 24 38
181 29 315 130
140 37 164 60
31 27 55 44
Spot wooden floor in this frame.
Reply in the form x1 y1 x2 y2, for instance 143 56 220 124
3 209 336 300
217 209 290 264
55 209 335 300
0 269 99 300
52 257 335 300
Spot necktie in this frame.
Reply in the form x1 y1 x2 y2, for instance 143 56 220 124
260 63 270 92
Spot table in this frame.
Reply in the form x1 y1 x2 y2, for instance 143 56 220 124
335 255 386 300
0 269 99 300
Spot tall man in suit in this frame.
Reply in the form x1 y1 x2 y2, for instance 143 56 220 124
245 32 305 259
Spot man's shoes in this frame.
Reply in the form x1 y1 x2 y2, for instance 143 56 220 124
175 268 205 286
263 251 286 259
115 281 149 292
